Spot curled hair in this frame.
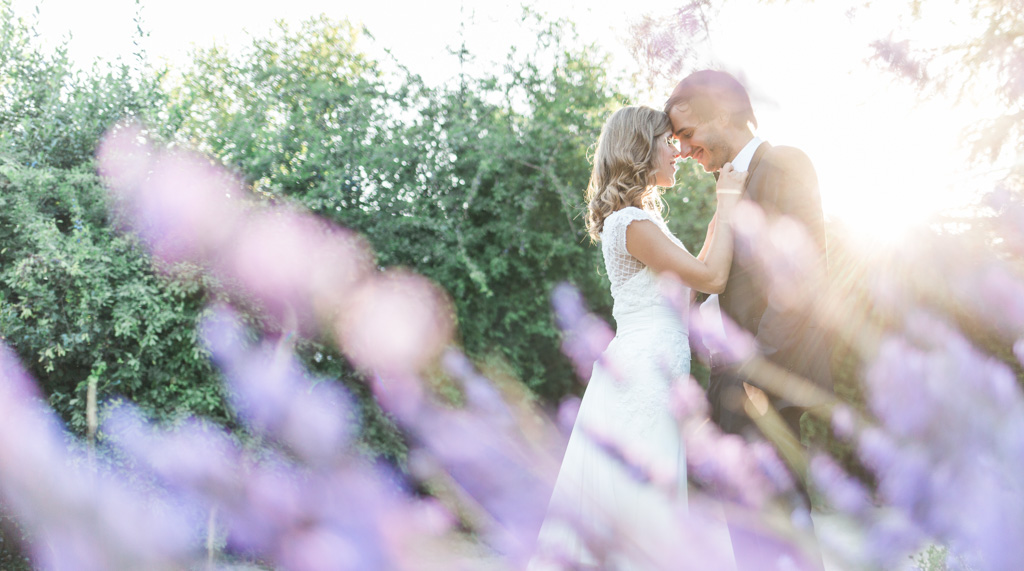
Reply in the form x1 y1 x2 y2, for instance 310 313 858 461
664 69 757 132
585 106 673 241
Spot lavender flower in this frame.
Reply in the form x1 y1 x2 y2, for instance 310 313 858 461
337 270 455 378
0 346 200 569
550 282 614 381
203 308 356 466
809 455 871 516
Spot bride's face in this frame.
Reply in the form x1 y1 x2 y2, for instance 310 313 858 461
652 131 681 187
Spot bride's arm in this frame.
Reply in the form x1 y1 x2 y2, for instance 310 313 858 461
690 215 717 303
625 214 733 294
696 214 717 262
626 164 744 294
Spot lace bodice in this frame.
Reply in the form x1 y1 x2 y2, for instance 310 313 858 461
600 207 690 320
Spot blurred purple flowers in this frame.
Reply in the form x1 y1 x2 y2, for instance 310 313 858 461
0 346 198 570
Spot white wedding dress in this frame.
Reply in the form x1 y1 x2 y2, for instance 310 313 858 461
532 206 691 570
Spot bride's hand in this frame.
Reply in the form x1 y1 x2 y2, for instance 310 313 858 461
716 163 747 198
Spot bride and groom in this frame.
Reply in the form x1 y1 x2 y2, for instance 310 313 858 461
532 70 833 569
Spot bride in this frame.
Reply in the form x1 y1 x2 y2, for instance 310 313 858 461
531 105 745 569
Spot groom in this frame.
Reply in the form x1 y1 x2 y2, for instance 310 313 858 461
665 69 832 442
665 70 833 566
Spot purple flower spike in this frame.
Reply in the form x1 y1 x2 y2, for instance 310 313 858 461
687 303 756 366
279 380 355 464
202 308 355 465
442 350 515 427
685 426 773 508
413 404 553 566
864 337 934 439
809 455 870 516
104 406 242 500
831 404 856 440
99 127 242 265
550 282 614 381
369 373 427 422
556 396 582 434
337 270 455 377
275 525 362 571
0 347 201 569
749 441 795 495
669 374 709 421
100 124 380 336
225 460 306 553
864 512 925 568
230 462 463 571
971 264 1024 336
228 210 373 330
856 427 899 474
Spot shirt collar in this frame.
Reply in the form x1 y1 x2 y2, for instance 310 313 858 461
730 136 763 172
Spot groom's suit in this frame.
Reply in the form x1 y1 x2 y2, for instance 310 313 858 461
708 141 833 436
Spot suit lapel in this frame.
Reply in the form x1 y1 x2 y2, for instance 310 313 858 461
744 141 772 201
748 141 771 175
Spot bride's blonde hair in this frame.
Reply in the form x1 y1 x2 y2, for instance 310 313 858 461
585 105 673 242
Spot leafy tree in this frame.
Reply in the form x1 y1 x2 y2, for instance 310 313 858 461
167 13 635 403
0 2 227 432
0 159 231 431
0 1 168 168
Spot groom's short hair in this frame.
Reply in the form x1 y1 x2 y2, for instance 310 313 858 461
664 70 758 131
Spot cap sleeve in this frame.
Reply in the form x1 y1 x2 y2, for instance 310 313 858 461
602 206 651 257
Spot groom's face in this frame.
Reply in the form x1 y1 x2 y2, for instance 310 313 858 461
668 104 732 173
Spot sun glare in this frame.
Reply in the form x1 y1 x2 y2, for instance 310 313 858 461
704 0 1004 248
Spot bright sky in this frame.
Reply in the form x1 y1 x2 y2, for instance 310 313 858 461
12 0 1004 245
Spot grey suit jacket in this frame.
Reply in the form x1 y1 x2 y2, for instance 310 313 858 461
715 141 833 408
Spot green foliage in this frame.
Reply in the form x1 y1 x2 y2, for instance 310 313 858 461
0 3 227 432
0 498 31 570
0 1 168 169
168 14 633 402
0 159 230 430
909 543 976 571
167 16 382 205
403 24 623 400
294 339 408 464
912 544 951 571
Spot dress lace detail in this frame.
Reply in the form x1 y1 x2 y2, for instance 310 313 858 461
601 206 651 288
600 207 689 320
